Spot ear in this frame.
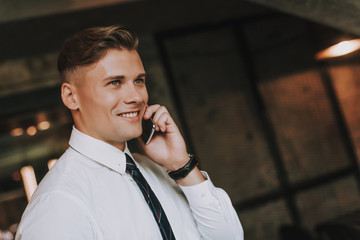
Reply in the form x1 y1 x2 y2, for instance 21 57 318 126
61 82 79 110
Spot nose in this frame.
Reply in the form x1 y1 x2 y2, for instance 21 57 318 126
123 83 145 104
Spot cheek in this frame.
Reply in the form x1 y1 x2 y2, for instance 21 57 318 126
102 93 119 104
142 89 149 103
77 89 95 110
79 89 115 112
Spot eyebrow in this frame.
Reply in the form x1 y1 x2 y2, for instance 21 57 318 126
103 73 146 82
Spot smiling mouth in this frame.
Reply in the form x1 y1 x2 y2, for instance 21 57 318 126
118 111 139 118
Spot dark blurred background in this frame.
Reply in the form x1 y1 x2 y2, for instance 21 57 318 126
2 0 360 239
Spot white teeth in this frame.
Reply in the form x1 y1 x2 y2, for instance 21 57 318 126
120 112 138 118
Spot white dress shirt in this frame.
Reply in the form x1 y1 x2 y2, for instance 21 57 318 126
16 127 243 240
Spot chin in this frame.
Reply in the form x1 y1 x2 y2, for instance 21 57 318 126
134 129 143 139
126 129 142 141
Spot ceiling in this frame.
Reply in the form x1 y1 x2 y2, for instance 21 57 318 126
0 0 359 36
246 0 360 36
0 0 137 23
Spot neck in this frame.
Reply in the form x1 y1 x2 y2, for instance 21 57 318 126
73 124 126 152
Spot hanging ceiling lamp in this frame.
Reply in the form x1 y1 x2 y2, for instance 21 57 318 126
315 39 360 60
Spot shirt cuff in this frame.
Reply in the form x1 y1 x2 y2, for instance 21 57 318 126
179 171 220 207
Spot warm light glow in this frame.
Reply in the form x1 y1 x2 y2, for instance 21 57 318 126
20 166 38 201
37 120 50 130
26 126 37 136
12 171 21 182
47 159 57 170
10 127 24 137
316 39 360 60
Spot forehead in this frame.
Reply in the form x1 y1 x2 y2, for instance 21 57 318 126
93 49 144 76
71 49 145 84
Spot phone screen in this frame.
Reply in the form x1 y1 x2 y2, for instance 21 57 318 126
141 118 156 144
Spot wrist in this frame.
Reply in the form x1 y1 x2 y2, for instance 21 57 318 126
168 154 198 180
176 167 205 186
165 152 190 171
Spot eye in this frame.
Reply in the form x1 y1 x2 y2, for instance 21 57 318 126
134 78 145 84
109 80 121 86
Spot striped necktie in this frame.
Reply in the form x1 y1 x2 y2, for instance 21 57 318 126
125 153 176 240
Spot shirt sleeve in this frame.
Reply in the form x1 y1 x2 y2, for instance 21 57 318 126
15 191 96 240
179 171 244 240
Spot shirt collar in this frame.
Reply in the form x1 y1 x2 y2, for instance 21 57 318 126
68 126 133 175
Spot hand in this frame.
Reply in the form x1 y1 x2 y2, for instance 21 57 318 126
138 104 189 171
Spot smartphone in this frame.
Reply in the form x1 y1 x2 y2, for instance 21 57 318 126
141 118 156 144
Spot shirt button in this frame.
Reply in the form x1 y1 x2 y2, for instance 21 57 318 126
201 193 206 198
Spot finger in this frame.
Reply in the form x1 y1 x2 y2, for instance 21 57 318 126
155 112 170 132
152 106 169 123
144 104 161 119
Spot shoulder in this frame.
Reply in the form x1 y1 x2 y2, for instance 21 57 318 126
25 190 87 215
18 147 99 239
30 148 99 210
17 190 96 240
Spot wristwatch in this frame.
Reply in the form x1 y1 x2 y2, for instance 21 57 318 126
168 154 198 180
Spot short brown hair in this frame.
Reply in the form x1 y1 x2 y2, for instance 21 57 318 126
57 24 139 82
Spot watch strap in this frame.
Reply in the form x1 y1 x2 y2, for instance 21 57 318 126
168 154 198 180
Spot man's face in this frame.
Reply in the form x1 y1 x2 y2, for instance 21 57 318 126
72 49 148 149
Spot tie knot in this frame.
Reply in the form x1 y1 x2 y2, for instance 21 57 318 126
125 153 137 172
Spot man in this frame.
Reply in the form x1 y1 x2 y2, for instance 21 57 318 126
16 25 243 239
